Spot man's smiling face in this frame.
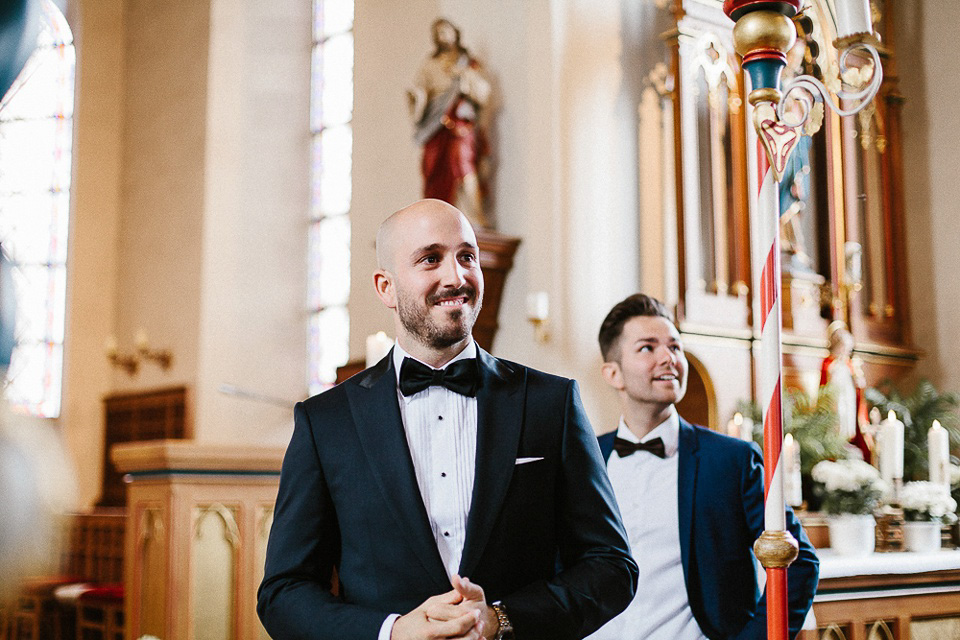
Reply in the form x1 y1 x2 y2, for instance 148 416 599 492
377 200 484 354
607 315 688 411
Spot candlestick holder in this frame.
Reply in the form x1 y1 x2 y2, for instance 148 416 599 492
874 505 904 553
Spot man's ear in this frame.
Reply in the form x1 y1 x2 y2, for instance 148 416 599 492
601 360 624 391
373 270 397 309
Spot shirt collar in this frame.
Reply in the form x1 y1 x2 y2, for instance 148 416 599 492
616 407 680 458
392 339 477 385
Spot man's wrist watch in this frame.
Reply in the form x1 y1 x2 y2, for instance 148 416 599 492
491 602 514 640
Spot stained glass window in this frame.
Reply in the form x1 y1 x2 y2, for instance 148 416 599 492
0 1 74 417
309 0 354 393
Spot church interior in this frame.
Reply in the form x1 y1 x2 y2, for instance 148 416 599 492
2 0 960 638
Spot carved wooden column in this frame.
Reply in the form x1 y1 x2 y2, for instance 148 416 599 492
112 441 285 640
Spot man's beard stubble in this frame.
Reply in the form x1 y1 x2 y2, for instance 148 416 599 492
396 286 482 350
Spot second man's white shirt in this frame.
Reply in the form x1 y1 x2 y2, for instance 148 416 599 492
586 408 707 640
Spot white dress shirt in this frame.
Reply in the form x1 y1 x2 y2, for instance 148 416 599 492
586 409 707 640
379 340 479 640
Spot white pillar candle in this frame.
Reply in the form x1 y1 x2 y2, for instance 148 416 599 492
929 419 951 490
365 331 393 367
740 416 755 442
835 0 873 39
727 412 742 439
784 433 803 507
879 410 905 486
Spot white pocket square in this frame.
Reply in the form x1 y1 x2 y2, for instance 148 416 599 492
515 456 544 465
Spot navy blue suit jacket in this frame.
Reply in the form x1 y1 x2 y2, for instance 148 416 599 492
598 418 818 640
258 348 638 640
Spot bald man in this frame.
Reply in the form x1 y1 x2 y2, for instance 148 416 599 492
258 200 637 640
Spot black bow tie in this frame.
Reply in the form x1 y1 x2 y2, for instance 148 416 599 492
613 436 666 459
399 357 480 397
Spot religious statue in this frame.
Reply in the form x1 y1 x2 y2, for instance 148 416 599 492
408 18 492 228
820 320 872 461
779 135 815 273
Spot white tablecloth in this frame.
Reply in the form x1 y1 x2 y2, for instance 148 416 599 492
817 548 960 579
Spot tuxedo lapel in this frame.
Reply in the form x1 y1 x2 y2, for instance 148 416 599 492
346 352 449 591
677 418 699 589
458 348 524 578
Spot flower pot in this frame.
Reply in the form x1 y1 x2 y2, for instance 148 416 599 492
827 514 876 555
902 521 942 553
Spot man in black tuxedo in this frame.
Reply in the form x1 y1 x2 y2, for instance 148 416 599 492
258 199 637 640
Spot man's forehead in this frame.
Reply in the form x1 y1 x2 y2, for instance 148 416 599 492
624 316 681 341
392 210 475 246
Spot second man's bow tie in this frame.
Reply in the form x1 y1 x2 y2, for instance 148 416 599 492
613 436 667 459
399 357 480 397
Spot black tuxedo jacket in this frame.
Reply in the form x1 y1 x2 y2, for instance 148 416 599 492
258 348 638 640
599 419 819 640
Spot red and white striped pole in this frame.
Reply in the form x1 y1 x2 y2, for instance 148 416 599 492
723 2 803 639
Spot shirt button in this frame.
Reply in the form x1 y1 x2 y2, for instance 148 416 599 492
443 531 450 537
441 472 447 478
438 415 443 421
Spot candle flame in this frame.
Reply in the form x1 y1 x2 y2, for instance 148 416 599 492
784 433 794 446
933 419 942 430
888 410 896 421
733 412 743 425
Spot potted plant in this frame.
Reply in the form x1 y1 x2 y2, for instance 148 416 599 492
900 481 958 552
812 459 887 555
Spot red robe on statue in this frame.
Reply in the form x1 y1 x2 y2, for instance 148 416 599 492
820 355 872 462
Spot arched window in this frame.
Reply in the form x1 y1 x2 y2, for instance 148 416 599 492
0 1 74 417
308 0 353 393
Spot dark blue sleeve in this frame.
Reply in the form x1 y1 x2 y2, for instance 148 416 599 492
730 443 819 640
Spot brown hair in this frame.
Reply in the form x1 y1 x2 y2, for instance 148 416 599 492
598 293 674 362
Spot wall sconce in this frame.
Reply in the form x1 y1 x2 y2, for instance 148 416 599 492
526 292 551 344
135 330 173 370
105 336 138 376
104 330 173 376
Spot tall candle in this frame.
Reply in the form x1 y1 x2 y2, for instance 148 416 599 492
727 413 743 439
365 331 393 367
784 433 803 507
879 410 904 486
929 419 951 490
835 0 873 39
740 415 754 442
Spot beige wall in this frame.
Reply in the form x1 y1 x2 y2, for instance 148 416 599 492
898 1 960 393
63 0 310 505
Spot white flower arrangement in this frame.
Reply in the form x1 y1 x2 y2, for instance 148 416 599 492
811 459 888 515
900 481 959 523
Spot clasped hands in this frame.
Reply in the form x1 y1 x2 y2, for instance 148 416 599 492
391 574 497 640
